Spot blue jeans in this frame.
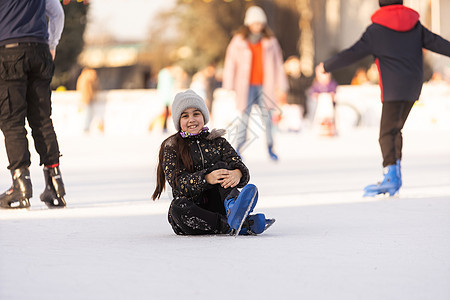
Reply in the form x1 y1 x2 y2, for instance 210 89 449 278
236 85 274 150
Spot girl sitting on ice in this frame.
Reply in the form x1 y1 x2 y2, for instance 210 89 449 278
152 89 274 235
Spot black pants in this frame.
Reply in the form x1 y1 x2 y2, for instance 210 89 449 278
0 43 60 170
168 186 238 235
168 162 237 235
379 101 415 167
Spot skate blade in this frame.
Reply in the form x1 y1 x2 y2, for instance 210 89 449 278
265 218 276 231
236 218 276 236
1 198 31 209
249 218 276 235
42 196 66 208
363 190 399 198
363 184 399 197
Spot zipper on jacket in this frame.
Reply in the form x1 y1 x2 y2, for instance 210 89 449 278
196 140 205 169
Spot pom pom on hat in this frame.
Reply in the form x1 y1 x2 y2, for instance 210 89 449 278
244 6 267 26
172 89 209 131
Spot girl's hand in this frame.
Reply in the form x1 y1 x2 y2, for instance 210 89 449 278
220 169 242 189
205 169 242 188
205 169 229 185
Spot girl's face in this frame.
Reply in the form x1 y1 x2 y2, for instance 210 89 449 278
180 108 205 134
248 22 264 34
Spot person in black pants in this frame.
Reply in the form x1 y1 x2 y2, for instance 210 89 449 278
0 0 66 209
318 0 450 196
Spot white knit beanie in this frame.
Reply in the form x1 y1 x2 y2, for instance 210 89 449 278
244 6 267 26
172 89 209 131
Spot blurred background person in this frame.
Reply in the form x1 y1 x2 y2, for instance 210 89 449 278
351 67 370 85
428 71 445 85
189 70 208 101
223 6 288 161
155 64 183 133
284 55 314 130
203 64 220 116
76 67 99 133
308 64 339 136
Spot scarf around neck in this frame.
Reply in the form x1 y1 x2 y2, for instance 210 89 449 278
248 33 262 44
179 127 209 138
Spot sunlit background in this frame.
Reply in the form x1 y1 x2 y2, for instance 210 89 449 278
46 0 450 137
54 0 450 90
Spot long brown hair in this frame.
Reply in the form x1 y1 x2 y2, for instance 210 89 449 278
234 25 274 39
152 132 194 200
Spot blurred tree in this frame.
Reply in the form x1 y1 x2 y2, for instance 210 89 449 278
147 0 301 75
145 10 182 74
51 1 89 89
296 0 314 77
271 0 301 59
172 0 249 74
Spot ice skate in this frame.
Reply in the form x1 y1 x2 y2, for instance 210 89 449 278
268 146 278 161
224 184 258 235
363 164 401 197
0 167 32 209
40 165 66 208
239 213 276 235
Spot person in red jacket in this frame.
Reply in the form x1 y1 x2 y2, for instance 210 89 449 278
318 0 450 196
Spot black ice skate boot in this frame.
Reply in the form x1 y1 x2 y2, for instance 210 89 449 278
0 167 32 209
40 165 66 208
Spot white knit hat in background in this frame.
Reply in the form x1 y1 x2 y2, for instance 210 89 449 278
244 6 267 26
171 89 209 131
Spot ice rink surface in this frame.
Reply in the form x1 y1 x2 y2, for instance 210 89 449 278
1 126 449 299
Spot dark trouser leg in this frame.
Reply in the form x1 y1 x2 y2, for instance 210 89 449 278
379 101 415 167
168 194 230 235
0 48 31 170
26 44 60 166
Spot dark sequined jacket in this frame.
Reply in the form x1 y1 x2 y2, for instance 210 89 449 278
162 129 250 203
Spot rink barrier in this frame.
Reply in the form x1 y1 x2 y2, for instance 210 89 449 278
49 84 450 136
